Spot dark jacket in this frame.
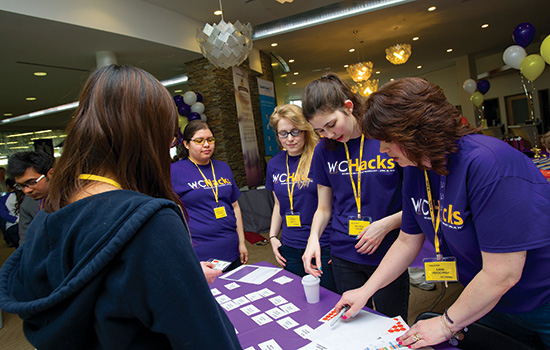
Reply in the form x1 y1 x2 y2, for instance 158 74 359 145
0 190 241 349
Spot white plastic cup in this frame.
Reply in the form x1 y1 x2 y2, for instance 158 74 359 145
301 274 320 303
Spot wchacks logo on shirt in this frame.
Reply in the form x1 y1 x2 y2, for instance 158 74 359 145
187 177 232 189
272 172 310 185
327 155 395 174
410 198 464 228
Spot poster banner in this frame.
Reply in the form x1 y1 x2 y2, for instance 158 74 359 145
233 66 263 187
257 78 279 157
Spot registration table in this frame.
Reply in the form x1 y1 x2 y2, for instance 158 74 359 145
210 262 455 350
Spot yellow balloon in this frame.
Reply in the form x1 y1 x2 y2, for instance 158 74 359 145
520 54 546 81
178 116 189 130
541 35 550 65
470 91 484 108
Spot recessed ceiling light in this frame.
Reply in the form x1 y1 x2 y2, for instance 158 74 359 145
281 74 287 78
412 36 419 41
174 89 182 93
446 48 453 53
26 97 37 101
428 6 436 11
293 72 299 75
34 72 47 77
376 71 381 74
349 48 355 52
214 10 222 16
292 82 297 85
344 64 349 68
417 65 422 69
288 59 295 63
481 23 489 29
271 43 278 47
390 78 395 81
3 113 12 117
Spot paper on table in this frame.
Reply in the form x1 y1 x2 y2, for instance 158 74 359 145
220 264 281 284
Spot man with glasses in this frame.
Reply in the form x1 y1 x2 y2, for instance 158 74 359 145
7 151 54 245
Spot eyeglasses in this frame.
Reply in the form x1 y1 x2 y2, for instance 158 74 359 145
190 137 216 145
277 129 303 138
15 174 45 191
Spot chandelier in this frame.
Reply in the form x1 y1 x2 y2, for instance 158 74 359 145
385 43 412 65
346 61 373 83
196 0 253 69
351 79 379 97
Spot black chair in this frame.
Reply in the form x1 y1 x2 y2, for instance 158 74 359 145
415 312 538 350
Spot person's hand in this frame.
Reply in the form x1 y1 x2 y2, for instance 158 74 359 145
302 238 322 277
200 261 223 284
355 220 390 255
239 242 249 264
397 316 451 349
334 285 370 319
270 237 287 267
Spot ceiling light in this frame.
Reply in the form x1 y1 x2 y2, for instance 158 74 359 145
481 23 489 29
346 61 373 82
375 71 381 74
174 89 182 93
417 65 422 69
428 6 436 11
26 97 37 101
3 113 12 117
412 36 419 41
281 74 287 77
349 48 355 52
390 78 395 81
293 72 299 75
446 48 453 53
214 10 222 16
351 79 379 97
34 72 47 77
292 82 297 85
271 43 278 47
344 64 349 68
385 43 412 65
288 59 295 63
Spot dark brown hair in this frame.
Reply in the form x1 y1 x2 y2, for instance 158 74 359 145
301 73 365 149
362 77 475 175
46 64 181 211
176 120 211 159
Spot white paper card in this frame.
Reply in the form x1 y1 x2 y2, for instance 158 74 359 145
220 265 281 285
232 296 251 306
240 304 261 316
245 291 263 302
273 275 294 285
258 339 283 350
210 288 221 296
225 282 241 290
258 288 275 297
279 302 300 315
294 324 314 339
265 306 286 319
215 294 231 304
268 295 288 306
221 300 239 311
251 313 273 326
276 316 299 330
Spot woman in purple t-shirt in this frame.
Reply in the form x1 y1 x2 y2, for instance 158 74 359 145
301 73 408 320
266 104 336 292
336 77 550 349
171 120 248 271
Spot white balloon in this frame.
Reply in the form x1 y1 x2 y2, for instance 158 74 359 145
503 45 527 70
191 102 205 114
183 91 197 105
462 79 477 94
200 113 207 121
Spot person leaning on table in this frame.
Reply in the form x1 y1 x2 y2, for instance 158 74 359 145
334 77 550 349
0 65 241 350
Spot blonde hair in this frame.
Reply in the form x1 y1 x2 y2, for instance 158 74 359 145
270 104 319 188
541 131 550 153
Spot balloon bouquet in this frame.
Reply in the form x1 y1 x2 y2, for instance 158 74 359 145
463 78 490 127
173 91 207 131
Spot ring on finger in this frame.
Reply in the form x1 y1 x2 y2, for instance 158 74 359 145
413 334 421 342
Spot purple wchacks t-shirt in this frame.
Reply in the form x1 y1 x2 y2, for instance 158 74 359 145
309 136 403 265
401 134 550 313
265 150 331 249
171 158 241 262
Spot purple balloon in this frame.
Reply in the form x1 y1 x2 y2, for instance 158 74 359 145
513 22 535 48
177 104 190 117
195 92 203 103
188 112 201 121
173 94 184 106
476 79 490 95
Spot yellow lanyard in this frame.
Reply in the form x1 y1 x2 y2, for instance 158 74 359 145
424 170 442 259
285 152 300 213
344 135 364 218
190 159 219 206
78 174 122 189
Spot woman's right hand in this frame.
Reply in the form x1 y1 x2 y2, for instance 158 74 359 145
302 238 322 277
270 237 287 267
335 285 371 319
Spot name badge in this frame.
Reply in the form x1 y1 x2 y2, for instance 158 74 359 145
213 206 227 219
348 216 371 236
285 212 301 227
423 257 459 282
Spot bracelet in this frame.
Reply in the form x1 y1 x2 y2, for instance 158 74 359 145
439 316 453 339
444 307 455 324
269 236 279 240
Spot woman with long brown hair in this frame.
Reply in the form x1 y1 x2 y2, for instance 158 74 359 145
0 65 241 350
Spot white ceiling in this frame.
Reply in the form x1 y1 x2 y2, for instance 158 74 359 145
1 0 549 132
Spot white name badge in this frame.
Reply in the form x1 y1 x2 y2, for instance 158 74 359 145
213 206 227 219
347 216 372 236
423 256 459 282
285 212 301 227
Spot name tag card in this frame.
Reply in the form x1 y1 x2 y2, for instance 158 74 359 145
423 257 459 282
285 212 301 227
348 216 372 236
214 206 227 219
